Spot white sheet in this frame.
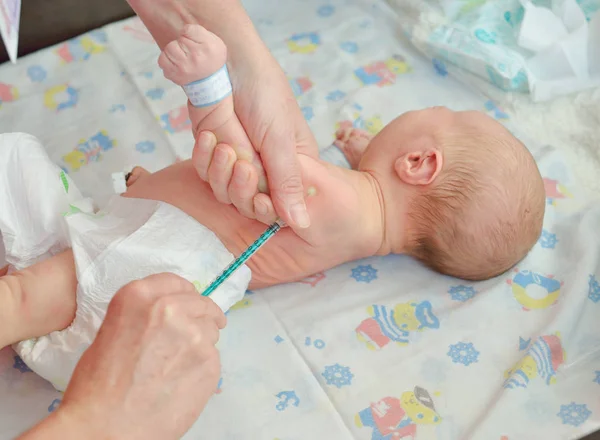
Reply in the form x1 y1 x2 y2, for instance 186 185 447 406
0 0 599 439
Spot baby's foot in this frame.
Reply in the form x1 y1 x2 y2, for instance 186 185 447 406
158 24 227 86
334 128 373 169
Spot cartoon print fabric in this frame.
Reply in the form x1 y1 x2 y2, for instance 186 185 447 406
0 0 599 439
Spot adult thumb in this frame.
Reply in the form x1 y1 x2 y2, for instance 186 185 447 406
262 136 310 229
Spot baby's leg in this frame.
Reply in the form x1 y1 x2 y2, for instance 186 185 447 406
334 128 373 170
0 250 77 349
159 24 267 192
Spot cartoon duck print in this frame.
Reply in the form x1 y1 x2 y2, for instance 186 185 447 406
543 178 573 206
55 30 107 63
286 32 321 54
62 130 116 171
44 84 79 111
503 333 566 389
354 55 411 87
159 105 192 134
355 386 441 439
356 300 440 350
0 82 18 107
506 268 562 311
289 76 313 97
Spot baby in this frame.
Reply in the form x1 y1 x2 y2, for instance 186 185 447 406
0 25 545 391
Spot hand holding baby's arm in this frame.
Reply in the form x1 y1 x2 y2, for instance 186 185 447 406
195 136 280 225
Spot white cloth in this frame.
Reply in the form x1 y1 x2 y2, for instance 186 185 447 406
0 133 250 392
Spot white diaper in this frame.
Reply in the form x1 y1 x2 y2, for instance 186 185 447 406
0 133 250 392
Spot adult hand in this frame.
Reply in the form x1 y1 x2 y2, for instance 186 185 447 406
194 51 319 228
20 273 226 439
124 0 319 228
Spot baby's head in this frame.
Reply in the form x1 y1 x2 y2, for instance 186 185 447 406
359 107 545 281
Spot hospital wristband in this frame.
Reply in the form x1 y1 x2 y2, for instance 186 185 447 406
183 65 233 108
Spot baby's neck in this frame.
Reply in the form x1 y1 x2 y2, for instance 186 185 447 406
294 154 386 261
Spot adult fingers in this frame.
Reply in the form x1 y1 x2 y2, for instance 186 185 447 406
208 143 236 204
228 160 258 219
117 273 197 303
260 124 310 229
107 273 198 325
162 296 224 346
253 193 277 225
153 293 227 330
189 315 222 348
192 131 217 181
184 295 227 330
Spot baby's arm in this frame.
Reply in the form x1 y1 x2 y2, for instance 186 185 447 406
0 250 77 349
159 24 267 192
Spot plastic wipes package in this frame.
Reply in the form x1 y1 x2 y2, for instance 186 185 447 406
387 0 600 101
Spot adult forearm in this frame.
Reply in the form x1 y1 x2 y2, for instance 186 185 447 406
17 408 91 440
127 0 271 67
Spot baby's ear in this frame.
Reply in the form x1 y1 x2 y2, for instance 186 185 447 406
394 149 443 186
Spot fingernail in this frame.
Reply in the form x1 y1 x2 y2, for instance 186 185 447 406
255 199 268 216
198 131 216 152
289 202 310 228
214 146 228 165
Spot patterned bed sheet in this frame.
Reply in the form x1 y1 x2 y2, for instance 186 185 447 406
0 0 599 439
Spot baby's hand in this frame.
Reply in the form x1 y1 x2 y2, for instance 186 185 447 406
333 127 372 170
192 132 278 225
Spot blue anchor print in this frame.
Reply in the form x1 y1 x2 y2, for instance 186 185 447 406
275 390 300 411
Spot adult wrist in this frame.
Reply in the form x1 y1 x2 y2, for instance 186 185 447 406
221 16 274 72
17 405 101 440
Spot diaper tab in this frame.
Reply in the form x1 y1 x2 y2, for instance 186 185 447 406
183 65 233 108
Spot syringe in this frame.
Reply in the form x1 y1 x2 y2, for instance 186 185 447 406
201 218 285 297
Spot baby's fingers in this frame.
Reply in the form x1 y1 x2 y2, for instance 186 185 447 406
228 161 258 220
